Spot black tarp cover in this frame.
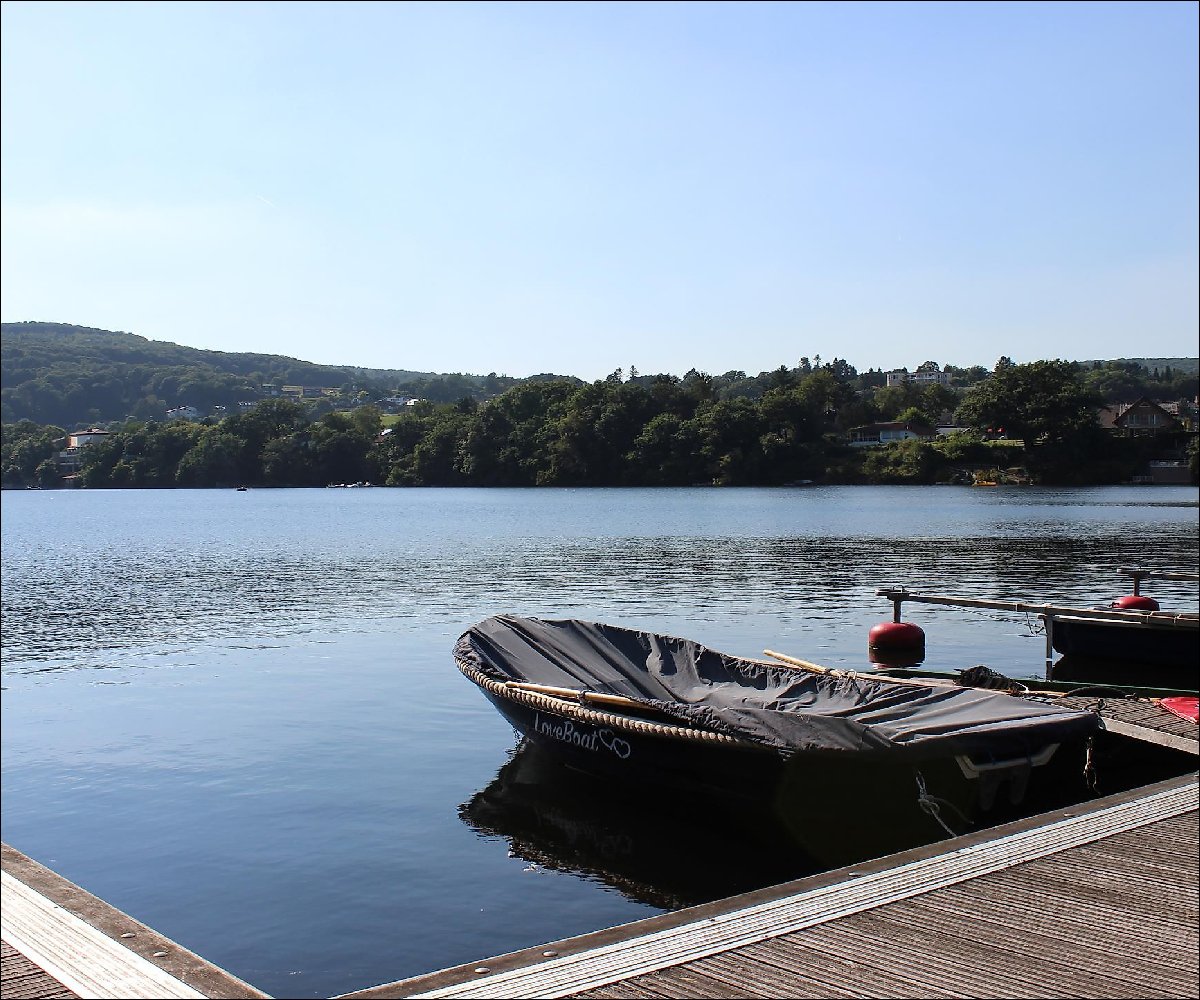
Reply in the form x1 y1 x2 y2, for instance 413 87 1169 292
456 615 1102 761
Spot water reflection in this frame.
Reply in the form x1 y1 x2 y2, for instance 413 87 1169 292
461 741 824 909
461 712 1197 908
459 738 1069 907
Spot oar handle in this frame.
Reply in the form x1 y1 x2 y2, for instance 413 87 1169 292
762 649 833 674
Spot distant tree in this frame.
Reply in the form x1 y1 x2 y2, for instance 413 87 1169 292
955 360 1102 452
0 420 66 486
628 413 706 485
861 438 939 483
826 358 858 382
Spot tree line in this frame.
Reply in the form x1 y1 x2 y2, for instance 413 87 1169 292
4 321 1196 432
3 359 1195 489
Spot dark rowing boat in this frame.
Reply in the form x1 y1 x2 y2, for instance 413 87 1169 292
454 615 1102 824
1048 613 1198 675
875 569 1199 694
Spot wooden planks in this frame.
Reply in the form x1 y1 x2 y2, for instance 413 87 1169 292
1 939 80 1000
1056 694 1199 754
354 774 1197 1000
1 845 270 1000
1 870 209 999
568 809 1198 1000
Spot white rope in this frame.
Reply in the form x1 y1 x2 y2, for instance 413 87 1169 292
914 769 971 838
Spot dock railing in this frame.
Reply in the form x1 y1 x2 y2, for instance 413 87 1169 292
875 586 1199 679
1118 566 1200 595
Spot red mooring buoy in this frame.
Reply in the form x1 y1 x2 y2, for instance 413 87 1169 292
1112 594 1160 611
868 620 926 650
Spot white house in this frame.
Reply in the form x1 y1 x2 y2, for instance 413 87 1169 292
886 369 950 388
848 421 935 447
67 428 110 448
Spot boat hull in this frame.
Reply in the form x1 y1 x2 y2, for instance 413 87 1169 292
1050 617 1199 677
481 688 785 800
478 685 1087 839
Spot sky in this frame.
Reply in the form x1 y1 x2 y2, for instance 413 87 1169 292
2 1 1197 381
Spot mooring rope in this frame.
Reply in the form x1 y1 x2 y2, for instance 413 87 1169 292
1083 735 1099 795
914 769 971 838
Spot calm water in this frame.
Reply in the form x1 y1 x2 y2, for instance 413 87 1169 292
2 486 1197 998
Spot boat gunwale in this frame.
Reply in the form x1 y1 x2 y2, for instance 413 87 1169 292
454 655 766 750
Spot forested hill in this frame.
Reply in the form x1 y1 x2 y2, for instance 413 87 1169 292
1 321 535 426
2 319 1196 430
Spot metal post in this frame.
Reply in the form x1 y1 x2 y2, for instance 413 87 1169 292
1044 614 1054 680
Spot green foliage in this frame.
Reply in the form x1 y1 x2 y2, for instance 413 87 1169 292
0 322 527 427
0 419 67 486
931 430 990 463
860 439 940 484
3 341 1197 491
955 360 1103 449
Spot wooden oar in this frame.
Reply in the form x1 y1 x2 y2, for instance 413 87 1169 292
762 650 962 689
761 650 837 675
762 650 1086 699
504 680 656 712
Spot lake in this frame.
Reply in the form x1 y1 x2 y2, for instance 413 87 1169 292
2 485 1197 998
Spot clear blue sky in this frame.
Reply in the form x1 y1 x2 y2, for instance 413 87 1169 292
2 1 1196 380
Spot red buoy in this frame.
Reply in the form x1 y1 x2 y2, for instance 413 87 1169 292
1112 594 1159 611
868 620 926 650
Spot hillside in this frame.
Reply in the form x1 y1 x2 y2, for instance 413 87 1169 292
1085 357 1200 376
2 320 1196 430
0 321 529 427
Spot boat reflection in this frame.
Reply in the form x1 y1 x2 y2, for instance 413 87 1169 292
1050 654 1199 695
461 741 822 909
460 740 972 910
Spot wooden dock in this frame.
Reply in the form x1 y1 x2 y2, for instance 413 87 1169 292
1055 692 1199 755
4 697 1197 1000
342 771 1198 999
0 843 269 999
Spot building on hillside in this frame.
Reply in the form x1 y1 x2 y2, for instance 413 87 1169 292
847 421 935 447
165 405 201 421
378 396 417 412
55 429 112 482
280 385 330 400
885 368 950 388
67 428 110 448
1110 397 1183 436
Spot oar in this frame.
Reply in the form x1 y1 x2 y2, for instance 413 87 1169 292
761 650 837 675
762 650 1086 699
504 680 657 713
762 650 962 689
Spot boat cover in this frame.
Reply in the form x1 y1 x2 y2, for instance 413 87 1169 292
456 616 1102 761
